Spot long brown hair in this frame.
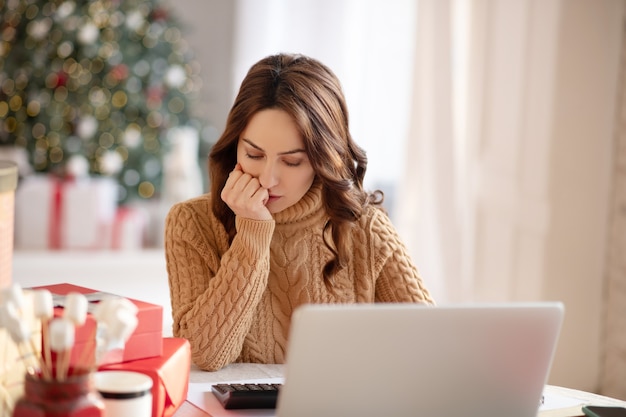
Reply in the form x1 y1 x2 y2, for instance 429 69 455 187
209 53 383 281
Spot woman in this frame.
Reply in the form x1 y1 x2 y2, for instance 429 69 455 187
165 53 434 371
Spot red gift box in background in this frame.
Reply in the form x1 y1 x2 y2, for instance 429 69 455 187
99 337 191 417
36 283 163 367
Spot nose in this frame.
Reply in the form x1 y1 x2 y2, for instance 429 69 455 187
258 160 279 189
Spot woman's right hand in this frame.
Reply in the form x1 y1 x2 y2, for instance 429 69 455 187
221 164 272 221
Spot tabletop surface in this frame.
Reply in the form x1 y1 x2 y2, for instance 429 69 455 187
172 363 626 417
177 364 283 417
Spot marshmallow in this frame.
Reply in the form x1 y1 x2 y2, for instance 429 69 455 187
92 296 119 323
114 297 139 316
106 309 138 344
49 318 75 352
6 315 31 344
1 283 25 311
0 301 18 326
63 292 88 326
34 289 54 320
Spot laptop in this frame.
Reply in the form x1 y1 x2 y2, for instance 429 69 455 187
276 302 564 417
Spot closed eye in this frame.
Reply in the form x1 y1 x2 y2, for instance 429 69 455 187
246 153 263 160
284 159 302 167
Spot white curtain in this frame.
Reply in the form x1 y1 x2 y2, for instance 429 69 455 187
394 0 624 395
393 0 461 303
395 0 562 303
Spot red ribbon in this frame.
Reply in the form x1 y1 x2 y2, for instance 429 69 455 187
48 178 63 250
111 207 131 250
47 176 114 250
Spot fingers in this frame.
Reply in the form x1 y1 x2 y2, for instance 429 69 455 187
221 165 272 220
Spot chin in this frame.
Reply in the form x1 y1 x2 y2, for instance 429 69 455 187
267 201 291 214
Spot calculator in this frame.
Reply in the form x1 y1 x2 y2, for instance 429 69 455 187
211 383 282 409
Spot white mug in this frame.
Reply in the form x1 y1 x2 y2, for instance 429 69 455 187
95 370 153 417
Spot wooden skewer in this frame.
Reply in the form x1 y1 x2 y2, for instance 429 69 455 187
40 319 53 380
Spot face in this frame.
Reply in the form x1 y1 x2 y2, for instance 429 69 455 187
237 109 316 214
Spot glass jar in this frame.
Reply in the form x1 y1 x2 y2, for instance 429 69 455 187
0 160 18 289
12 368 105 417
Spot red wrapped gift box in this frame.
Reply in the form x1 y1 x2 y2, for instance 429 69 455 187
99 337 191 417
35 283 163 367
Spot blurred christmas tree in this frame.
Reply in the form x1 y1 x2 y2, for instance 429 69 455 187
0 0 207 203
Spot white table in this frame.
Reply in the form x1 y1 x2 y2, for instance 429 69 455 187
174 364 626 417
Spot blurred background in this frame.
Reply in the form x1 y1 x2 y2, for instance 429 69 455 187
2 0 625 399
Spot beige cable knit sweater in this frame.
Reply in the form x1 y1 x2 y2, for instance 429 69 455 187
165 182 434 371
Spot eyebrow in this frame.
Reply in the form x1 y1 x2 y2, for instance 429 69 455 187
241 138 306 156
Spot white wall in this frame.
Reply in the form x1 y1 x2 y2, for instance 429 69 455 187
169 0 236 131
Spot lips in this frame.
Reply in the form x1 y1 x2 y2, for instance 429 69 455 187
267 195 280 203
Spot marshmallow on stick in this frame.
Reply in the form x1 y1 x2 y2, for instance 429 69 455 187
1 303 38 373
63 292 88 326
77 295 116 369
59 291 88 374
48 318 74 381
1 284 39 370
0 283 25 312
107 309 138 345
92 296 138 322
0 300 18 325
33 289 54 380
93 296 139 366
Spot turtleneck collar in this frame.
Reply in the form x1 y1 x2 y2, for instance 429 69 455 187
272 179 324 225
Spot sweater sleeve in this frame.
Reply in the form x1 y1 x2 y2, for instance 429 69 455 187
164 197 275 371
368 209 435 305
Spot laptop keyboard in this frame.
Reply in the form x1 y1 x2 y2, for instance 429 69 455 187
212 383 282 409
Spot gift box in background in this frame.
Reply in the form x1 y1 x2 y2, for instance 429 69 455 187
0 161 18 289
109 205 149 251
15 175 117 250
99 338 191 417
63 177 117 250
35 283 163 367
0 290 41 417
